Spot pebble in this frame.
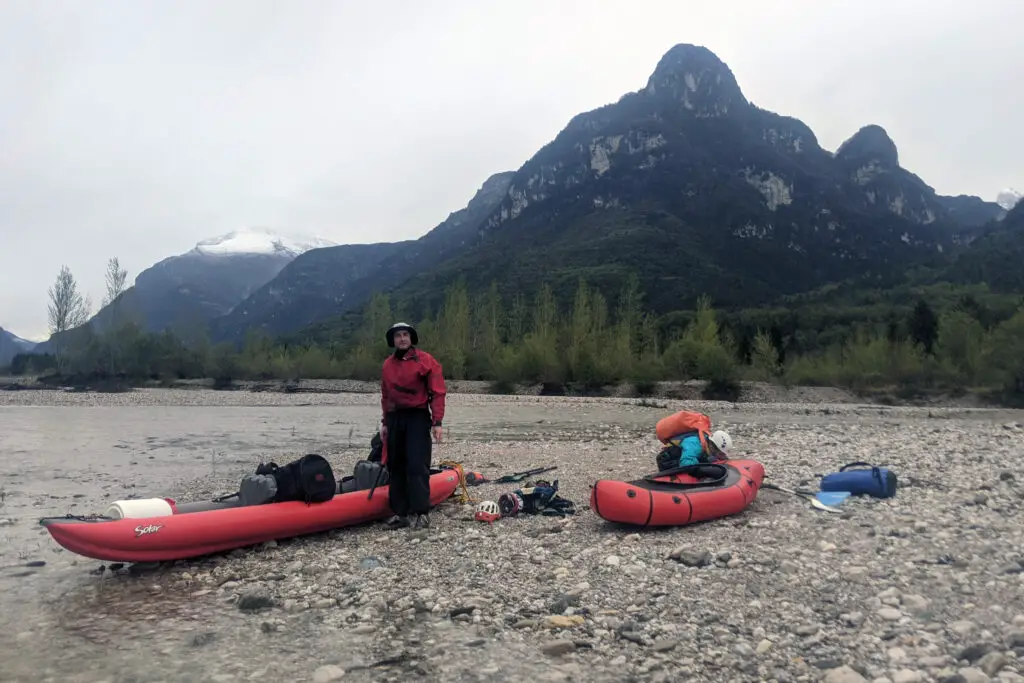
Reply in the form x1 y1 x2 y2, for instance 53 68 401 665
669 547 713 567
902 595 930 613
956 668 992 683
977 652 1006 676
824 666 869 683
843 566 870 583
653 638 678 652
951 621 978 635
543 616 585 629
312 665 345 683
542 640 577 656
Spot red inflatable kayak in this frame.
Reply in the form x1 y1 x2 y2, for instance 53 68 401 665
590 459 765 527
40 467 460 563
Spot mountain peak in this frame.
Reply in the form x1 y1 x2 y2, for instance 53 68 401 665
467 172 515 210
996 188 1022 211
835 124 900 169
192 227 337 258
0 326 35 344
642 43 747 116
1005 196 1024 224
0 327 38 365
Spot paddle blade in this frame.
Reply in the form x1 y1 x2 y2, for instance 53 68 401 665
763 482 844 514
810 497 844 514
815 491 851 507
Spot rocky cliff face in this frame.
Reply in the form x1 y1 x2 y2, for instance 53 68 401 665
835 124 901 170
643 43 749 117
934 194 1008 233
831 125 1003 231
939 200 1024 292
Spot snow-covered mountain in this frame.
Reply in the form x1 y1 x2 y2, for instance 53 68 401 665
192 227 337 258
997 188 1022 211
85 227 337 336
0 327 37 366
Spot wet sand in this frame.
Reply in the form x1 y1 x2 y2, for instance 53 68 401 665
1 389 1023 683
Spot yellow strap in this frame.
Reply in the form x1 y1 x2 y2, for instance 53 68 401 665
439 460 479 505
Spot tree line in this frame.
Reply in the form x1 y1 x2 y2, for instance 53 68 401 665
7 269 1024 405
41 257 129 370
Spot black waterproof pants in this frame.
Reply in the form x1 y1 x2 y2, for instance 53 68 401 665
384 408 433 516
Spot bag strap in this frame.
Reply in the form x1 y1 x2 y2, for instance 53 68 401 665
298 454 328 504
297 456 310 504
643 463 729 488
838 461 884 482
839 461 877 472
255 461 280 475
539 496 576 516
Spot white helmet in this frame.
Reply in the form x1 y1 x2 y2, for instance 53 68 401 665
710 430 732 452
477 500 500 516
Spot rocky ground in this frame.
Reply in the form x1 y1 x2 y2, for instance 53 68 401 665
2 373 992 409
2 390 1023 682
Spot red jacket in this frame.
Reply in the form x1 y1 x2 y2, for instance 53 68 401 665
380 348 446 425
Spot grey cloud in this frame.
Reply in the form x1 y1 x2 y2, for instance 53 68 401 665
1 0 1020 339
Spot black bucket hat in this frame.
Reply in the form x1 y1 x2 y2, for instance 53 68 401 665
386 322 418 348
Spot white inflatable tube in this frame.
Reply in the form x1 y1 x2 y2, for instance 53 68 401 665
104 497 175 520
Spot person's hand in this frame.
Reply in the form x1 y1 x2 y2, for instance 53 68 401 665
432 425 443 443
380 423 388 440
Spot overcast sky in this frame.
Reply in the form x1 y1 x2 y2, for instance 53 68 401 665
1 0 1021 340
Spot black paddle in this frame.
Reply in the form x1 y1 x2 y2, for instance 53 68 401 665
367 464 386 501
761 482 843 513
367 436 389 500
493 466 558 483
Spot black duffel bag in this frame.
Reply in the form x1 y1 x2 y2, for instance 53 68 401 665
255 453 336 504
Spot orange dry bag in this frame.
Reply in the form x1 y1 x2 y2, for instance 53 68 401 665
655 410 713 451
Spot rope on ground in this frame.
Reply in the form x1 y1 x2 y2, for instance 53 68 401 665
439 460 479 505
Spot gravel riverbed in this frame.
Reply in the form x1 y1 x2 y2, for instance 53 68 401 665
1 389 1023 683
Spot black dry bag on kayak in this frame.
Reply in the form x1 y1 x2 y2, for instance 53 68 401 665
354 459 389 491
656 444 682 472
338 459 390 494
238 473 279 506
256 454 337 504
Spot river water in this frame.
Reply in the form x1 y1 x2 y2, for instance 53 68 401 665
0 403 349 682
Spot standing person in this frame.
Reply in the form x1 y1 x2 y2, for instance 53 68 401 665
379 322 446 530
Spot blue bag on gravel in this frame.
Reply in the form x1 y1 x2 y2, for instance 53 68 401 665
820 462 898 499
